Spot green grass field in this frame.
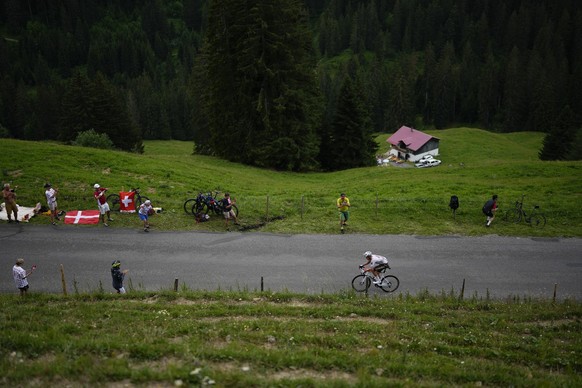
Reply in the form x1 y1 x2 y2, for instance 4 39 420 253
1 127 581 236
0 291 580 387
1 129 581 386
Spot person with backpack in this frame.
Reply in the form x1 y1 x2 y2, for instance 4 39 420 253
482 194 498 227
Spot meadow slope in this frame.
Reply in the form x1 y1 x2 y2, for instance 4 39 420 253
1 127 580 236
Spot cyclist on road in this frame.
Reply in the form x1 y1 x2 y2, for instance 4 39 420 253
361 251 391 284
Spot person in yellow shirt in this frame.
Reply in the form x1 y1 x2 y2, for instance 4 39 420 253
336 192 350 229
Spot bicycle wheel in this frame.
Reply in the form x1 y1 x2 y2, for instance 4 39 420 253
231 204 239 217
504 208 522 223
378 275 399 293
106 194 120 212
530 214 546 228
351 275 370 292
192 202 207 215
183 199 197 215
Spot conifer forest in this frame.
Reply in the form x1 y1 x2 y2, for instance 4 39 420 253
1 0 580 170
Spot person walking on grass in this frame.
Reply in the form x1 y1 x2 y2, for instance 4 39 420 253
482 194 498 227
44 183 59 225
111 260 128 294
138 199 153 232
337 193 350 230
12 258 36 296
2 183 19 223
93 183 113 227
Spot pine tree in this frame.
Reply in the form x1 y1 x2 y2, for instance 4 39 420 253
539 105 577 160
321 77 377 171
201 0 321 171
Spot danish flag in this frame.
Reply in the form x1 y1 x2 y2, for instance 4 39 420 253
64 210 100 224
119 191 136 213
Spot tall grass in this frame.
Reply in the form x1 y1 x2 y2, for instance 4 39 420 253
0 290 580 386
1 127 581 236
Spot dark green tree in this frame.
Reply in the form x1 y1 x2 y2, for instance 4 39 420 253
320 77 377 171
60 72 142 151
201 0 321 171
539 105 577 160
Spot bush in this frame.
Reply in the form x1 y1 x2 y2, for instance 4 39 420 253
72 129 114 149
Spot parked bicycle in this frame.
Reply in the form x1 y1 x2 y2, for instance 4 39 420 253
191 191 239 217
107 188 150 212
351 265 399 293
183 192 206 215
503 194 546 228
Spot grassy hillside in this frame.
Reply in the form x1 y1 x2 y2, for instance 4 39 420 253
1 128 581 236
0 291 580 387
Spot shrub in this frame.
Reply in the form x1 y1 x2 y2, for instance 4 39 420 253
72 129 114 149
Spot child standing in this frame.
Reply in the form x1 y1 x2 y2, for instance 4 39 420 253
138 199 153 232
111 260 128 294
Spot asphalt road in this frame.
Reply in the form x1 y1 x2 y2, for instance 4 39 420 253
1 224 581 300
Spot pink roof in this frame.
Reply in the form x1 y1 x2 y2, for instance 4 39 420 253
387 126 438 151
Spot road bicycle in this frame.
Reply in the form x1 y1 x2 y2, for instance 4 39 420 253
191 191 239 217
107 187 150 212
503 194 546 228
351 265 400 293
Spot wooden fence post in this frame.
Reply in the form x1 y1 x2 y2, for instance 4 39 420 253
266 195 269 222
301 196 304 219
459 278 465 300
60 264 67 296
174 278 179 292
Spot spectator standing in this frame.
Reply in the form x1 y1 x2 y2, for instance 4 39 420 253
111 260 128 294
93 183 113 227
482 194 498 227
138 199 153 232
44 183 59 225
2 183 18 223
222 192 239 229
336 193 351 229
12 258 36 296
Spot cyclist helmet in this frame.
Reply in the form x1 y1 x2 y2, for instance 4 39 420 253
94 183 100 189
144 200 151 205
363 251 372 258
111 260 121 268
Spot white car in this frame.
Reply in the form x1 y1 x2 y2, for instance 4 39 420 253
415 159 441 168
417 155 435 163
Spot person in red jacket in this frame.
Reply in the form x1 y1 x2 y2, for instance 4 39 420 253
94 183 113 227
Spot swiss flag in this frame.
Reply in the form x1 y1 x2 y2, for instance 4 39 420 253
119 191 136 213
64 210 100 225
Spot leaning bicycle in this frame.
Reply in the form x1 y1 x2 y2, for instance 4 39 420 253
351 265 399 293
193 191 239 217
503 194 546 228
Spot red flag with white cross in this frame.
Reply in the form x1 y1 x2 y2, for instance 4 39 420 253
64 210 100 224
119 191 136 213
